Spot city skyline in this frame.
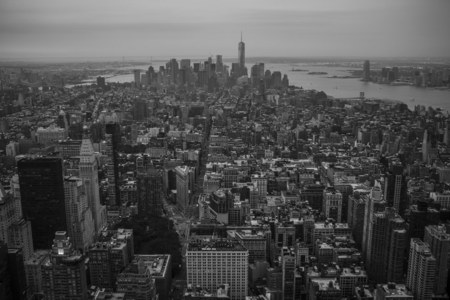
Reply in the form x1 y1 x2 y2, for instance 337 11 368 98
1 0 450 61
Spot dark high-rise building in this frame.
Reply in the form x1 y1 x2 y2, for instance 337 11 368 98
362 185 386 263
105 122 121 206
41 231 88 299
271 71 282 89
7 248 27 300
133 69 141 88
133 99 149 121
137 168 163 218
96 76 106 88
167 58 179 85
424 225 450 296
88 231 132 292
349 192 367 248
216 55 223 73
368 207 407 283
264 70 272 88
281 248 295 300
0 241 10 300
250 64 260 87
407 200 439 239
363 60 370 81
300 184 324 212
238 34 246 76
17 157 66 249
384 162 407 215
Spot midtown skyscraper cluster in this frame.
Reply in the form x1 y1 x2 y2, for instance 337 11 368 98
0 36 450 300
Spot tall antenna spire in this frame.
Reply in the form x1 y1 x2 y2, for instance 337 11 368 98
241 31 243 42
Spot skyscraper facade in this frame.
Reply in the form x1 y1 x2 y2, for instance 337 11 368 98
63 176 95 252
281 248 295 300
406 238 436 300
7 248 27 300
186 239 248 300
368 207 406 283
105 122 121 206
362 185 385 263
17 157 67 249
79 136 106 235
41 231 88 300
423 225 450 295
384 162 407 215
175 166 190 211
323 188 342 222
137 168 163 218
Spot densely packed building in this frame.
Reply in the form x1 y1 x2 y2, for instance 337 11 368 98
2 38 450 300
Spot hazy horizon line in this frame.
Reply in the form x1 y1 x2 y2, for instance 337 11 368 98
1 55 449 65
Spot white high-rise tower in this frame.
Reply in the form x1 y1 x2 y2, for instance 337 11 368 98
79 134 106 234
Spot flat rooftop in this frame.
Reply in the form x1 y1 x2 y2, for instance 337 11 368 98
188 239 247 252
134 254 171 278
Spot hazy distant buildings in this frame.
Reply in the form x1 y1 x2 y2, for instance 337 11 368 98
216 55 224 73
133 99 149 122
238 35 246 77
36 125 67 146
96 76 106 88
133 69 141 88
363 60 371 81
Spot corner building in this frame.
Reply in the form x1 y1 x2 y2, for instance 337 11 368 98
186 239 248 300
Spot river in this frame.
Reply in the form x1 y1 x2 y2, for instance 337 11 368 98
69 62 450 111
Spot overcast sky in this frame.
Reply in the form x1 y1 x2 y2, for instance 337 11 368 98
1 0 449 61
